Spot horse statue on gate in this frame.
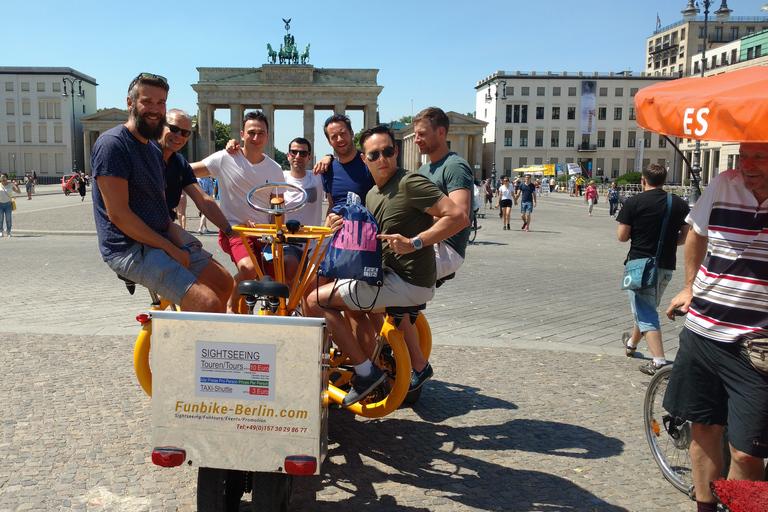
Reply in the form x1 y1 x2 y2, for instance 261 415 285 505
300 43 310 64
278 43 287 64
291 43 299 64
267 43 277 64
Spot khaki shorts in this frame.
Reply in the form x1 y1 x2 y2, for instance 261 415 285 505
336 267 435 313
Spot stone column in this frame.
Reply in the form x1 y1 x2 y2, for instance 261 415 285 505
83 130 92 174
458 134 467 161
334 104 346 117
261 103 275 159
364 104 377 130
474 134 483 172
230 104 243 142
197 103 213 157
303 104 315 159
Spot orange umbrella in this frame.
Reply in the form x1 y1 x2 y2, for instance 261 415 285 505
635 66 768 143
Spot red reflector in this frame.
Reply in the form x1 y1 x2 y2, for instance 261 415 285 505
136 314 150 323
151 447 186 467
284 455 317 476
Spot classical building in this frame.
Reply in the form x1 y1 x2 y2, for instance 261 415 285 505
475 71 676 182
646 0 768 78
192 65 382 160
0 67 97 179
396 112 487 176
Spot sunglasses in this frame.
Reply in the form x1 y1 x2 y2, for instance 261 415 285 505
365 146 396 162
324 114 350 126
166 123 191 137
288 149 310 158
135 72 168 85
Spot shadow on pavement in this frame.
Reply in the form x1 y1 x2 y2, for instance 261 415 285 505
406 379 518 423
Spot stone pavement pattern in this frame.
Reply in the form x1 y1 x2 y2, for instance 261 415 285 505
0 187 697 511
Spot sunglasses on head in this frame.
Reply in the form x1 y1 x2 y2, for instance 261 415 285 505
365 146 396 162
288 149 310 158
166 123 191 137
135 72 168 85
324 114 350 126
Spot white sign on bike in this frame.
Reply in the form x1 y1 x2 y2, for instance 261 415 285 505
195 341 276 401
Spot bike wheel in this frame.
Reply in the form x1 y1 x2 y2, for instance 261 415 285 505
468 214 477 243
197 467 245 512
251 472 293 512
644 365 696 498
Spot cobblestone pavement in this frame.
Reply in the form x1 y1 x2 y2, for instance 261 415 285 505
0 188 698 511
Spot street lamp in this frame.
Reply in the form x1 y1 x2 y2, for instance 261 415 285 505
62 76 84 172
488 79 506 185
681 0 731 204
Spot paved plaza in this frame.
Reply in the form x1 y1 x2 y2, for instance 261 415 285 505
0 186 696 511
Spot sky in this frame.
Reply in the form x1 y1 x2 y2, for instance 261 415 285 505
4 0 766 159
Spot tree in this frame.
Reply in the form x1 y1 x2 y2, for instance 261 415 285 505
397 115 413 124
274 148 289 170
214 120 231 152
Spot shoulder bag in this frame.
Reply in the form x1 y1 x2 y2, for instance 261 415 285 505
621 194 672 291
0 186 15 211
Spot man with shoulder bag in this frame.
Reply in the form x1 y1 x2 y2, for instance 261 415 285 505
616 163 690 374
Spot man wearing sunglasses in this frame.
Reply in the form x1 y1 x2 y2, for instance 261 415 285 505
307 125 468 405
191 110 284 313
314 114 375 214
91 74 232 313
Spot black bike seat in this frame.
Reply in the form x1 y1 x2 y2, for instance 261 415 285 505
385 304 426 316
238 277 290 299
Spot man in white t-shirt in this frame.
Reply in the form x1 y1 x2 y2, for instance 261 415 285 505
192 110 283 313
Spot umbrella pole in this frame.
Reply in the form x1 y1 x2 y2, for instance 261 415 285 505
664 135 701 206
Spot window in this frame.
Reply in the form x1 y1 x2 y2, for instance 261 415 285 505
54 125 62 143
612 158 620 178
615 88 623 97
658 136 667 148
757 45 763 58
537 87 545 96
504 130 513 146
597 158 605 176
535 130 543 147
552 87 561 96
39 153 48 173
630 88 638 97
715 26 723 41
599 87 608 97
567 107 576 120
22 101 30 116
551 106 560 120
747 26 755 35
55 153 64 172
534 157 543 165
628 131 636 148
613 130 621 147
627 158 636 173
597 131 606 148
644 132 652 148
521 87 530 96
699 26 705 38
566 130 574 147
518 157 528 167
7 124 15 143
5 82 13 92
21 82 29 91
52 82 61 92
568 87 576 96
37 82 45 92
23 124 32 143
614 107 622 120
505 86 514 96
748 47 754 60
551 130 559 147
520 130 528 147
506 105 513 123
514 104 527 123
536 106 544 120
550 157 558 165
38 100 61 120
38 125 47 143
503 157 512 173
598 107 607 120
629 107 636 120
6 101 14 115
681 28 686 40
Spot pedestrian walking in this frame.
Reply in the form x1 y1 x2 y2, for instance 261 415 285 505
24 174 32 200
484 179 494 209
496 177 515 230
585 180 598 216
0 173 20 237
607 182 620 217
515 174 537 231
78 172 87 201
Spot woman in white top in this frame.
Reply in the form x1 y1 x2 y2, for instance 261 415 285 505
495 176 516 230
0 173 21 237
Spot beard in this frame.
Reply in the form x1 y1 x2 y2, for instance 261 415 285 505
131 104 166 140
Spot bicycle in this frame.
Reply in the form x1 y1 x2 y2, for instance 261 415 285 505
468 209 481 244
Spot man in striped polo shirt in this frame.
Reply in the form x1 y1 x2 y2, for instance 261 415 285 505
664 142 768 512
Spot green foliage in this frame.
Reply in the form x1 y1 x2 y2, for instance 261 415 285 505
214 120 231 152
466 112 475 118
615 171 642 184
683 179 690 186
398 115 413 124
274 148 289 170
352 130 362 151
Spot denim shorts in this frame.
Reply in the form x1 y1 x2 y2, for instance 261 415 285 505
106 239 211 305
627 268 673 332
521 201 533 213
663 327 768 458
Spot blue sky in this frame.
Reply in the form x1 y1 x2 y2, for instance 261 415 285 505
4 0 765 158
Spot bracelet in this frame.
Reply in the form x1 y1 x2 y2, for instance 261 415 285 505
225 225 234 237
179 246 191 253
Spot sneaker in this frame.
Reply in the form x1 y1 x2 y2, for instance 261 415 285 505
507 224 511 230
521 222 527 230
0 232 3 237
525 227 530 232
342 365 387 406
639 362 666 376
409 362 434 392
622 332 635 357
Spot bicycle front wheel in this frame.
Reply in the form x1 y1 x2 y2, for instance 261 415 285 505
643 365 695 498
468 213 478 243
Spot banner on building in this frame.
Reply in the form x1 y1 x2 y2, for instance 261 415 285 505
636 138 645 173
580 81 596 135
556 164 565 177
567 163 582 175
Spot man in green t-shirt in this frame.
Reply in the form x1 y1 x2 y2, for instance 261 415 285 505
414 107 474 281
306 125 468 406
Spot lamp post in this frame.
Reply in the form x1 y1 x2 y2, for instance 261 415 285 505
62 76 84 172
682 0 731 204
487 79 506 186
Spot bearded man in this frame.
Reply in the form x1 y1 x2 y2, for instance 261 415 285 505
90 73 228 312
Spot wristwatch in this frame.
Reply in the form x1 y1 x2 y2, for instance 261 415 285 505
411 237 423 250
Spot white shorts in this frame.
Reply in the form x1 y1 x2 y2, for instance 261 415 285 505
434 241 464 280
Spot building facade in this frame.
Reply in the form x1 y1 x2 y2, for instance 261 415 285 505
475 71 677 182
646 1 768 78
0 67 97 178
